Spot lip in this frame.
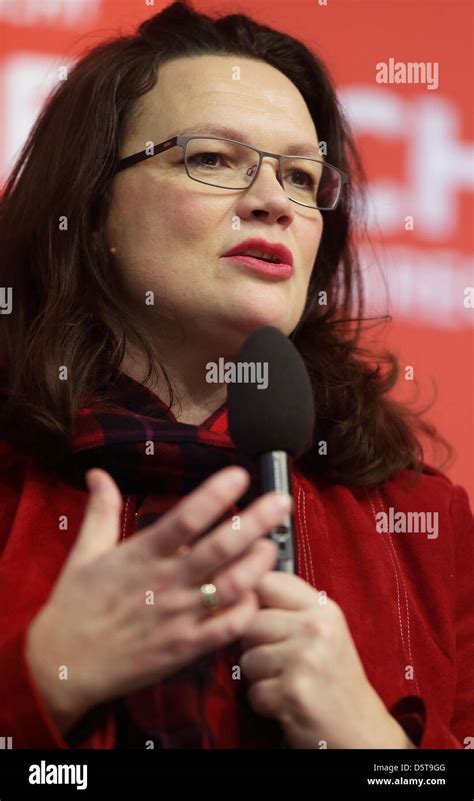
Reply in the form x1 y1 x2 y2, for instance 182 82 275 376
222 237 294 268
221 254 293 279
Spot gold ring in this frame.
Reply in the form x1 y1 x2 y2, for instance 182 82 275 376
199 583 220 614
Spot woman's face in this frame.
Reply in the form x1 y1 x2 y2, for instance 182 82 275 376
106 55 323 353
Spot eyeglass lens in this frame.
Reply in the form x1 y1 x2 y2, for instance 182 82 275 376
185 138 340 209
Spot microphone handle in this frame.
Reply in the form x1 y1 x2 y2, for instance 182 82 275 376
259 451 296 574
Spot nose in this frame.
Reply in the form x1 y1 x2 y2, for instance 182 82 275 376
238 156 295 223
251 155 284 191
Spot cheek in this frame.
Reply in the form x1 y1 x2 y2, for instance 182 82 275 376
107 176 196 247
106 182 157 248
300 216 323 283
161 183 229 252
311 213 324 252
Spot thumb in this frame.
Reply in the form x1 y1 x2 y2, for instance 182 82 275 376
64 468 123 572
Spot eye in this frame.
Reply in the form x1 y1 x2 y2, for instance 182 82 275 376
288 169 315 188
188 152 224 168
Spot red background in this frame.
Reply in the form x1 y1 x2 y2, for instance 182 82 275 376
0 0 472 497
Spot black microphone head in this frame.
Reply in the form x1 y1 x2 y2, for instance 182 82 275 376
227 326 315 459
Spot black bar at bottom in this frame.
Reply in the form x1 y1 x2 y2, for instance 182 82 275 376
0 748 473 798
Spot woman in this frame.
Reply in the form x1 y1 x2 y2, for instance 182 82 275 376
0 1 472 750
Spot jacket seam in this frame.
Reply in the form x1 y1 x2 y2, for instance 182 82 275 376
297 485 316 588
369 488 420 696
296 486 310 583
121 497 131 541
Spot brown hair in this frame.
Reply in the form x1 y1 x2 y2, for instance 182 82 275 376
0 0 449 486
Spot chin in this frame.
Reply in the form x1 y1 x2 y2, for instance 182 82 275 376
233 310 295 339
211 314 296 360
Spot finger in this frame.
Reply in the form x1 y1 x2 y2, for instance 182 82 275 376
135 466 250 559
157 539 278 617
240 639 294 682
180 492 292 585
194 590 261 653
64 469 122 572
254 571 320 610
247 677 280 719
240 608 296 649
210 538 278 608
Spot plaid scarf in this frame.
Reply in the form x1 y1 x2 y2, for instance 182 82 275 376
67 373 285 748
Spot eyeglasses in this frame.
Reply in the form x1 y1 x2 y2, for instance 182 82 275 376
114 135 348 211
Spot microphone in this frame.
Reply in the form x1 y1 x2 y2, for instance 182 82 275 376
227 326 315 573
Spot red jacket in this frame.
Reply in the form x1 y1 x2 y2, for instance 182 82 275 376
0 429 473 749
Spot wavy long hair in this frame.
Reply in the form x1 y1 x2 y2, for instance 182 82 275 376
0 0 449 486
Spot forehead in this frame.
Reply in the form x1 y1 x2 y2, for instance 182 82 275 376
127 54 319 150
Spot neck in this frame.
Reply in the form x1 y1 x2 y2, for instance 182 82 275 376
120 334 230 426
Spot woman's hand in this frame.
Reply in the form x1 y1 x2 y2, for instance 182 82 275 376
26 466 289 735
239 572 416 749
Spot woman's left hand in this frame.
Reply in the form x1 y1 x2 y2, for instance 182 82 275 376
239 572 416 749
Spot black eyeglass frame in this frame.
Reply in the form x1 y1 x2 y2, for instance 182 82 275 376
114 134 349 211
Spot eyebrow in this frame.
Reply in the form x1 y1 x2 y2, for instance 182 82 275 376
167 124 321 158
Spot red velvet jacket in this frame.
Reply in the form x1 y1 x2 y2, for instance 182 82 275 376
0 420 473 749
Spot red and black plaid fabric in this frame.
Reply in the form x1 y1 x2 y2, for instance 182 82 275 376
68 373 284 749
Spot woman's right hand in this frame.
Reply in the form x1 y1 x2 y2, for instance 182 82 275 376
25 466 291 735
